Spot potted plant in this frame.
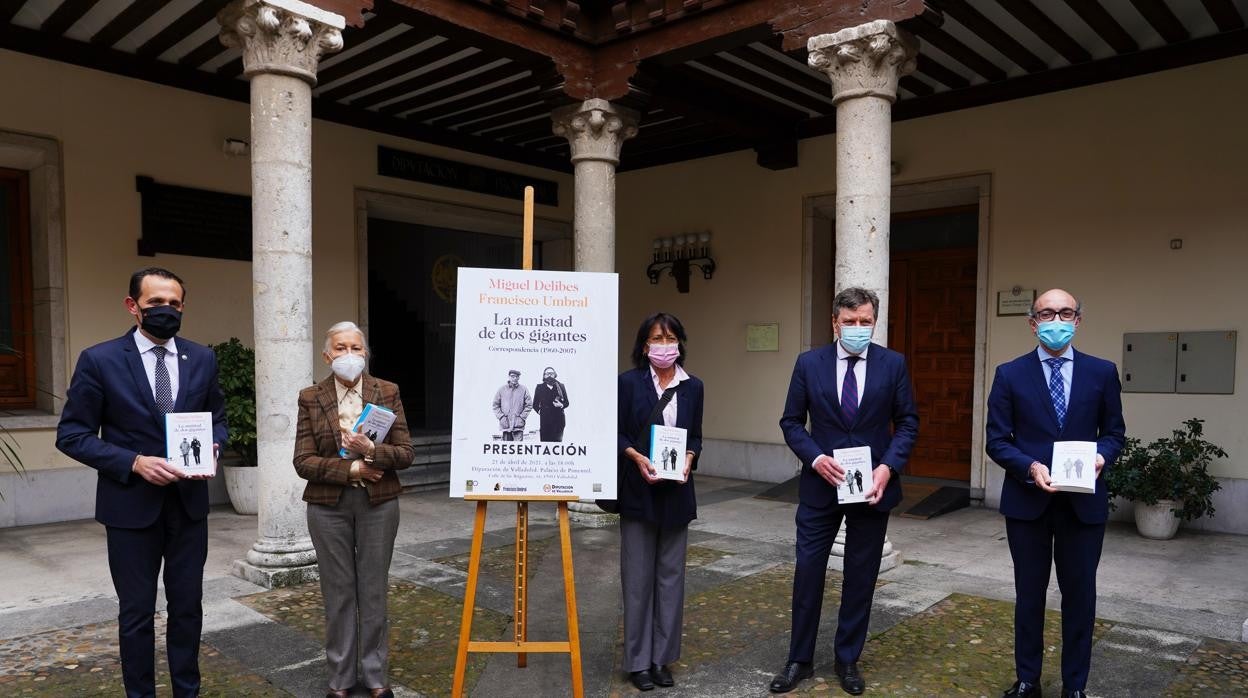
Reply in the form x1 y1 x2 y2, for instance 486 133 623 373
1104 418 1226 540
212 338 259 515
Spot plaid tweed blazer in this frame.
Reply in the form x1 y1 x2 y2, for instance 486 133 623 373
293 374 415 506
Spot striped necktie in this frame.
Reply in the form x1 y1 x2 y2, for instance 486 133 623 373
1045 357 1068 429
152 346 174 414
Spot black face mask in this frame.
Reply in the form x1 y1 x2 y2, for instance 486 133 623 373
140 305 182 340
544 376 556 384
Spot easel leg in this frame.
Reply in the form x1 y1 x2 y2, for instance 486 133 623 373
515 501 529 668
452 501 488 698
558 502 584 698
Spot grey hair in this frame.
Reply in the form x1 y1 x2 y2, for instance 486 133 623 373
323 321 368 354
832 287 880 320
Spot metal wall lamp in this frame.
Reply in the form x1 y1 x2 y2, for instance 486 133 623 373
646 232 715 293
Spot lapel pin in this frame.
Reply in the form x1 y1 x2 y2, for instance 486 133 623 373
181 354 188 360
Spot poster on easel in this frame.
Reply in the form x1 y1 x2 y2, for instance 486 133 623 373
449 267 618 499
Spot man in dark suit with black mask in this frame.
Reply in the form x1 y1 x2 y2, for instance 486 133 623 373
57 267 227 698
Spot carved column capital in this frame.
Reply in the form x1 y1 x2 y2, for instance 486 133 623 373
218 0 345 85
807 20 918 105
552 99 640 166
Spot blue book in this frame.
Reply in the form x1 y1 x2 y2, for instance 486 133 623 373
339 403 396 457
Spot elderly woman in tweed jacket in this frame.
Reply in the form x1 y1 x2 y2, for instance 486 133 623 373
293 321 414 698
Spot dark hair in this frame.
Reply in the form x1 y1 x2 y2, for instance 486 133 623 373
832 286 879 320
129 267 186 301
630 312 688 370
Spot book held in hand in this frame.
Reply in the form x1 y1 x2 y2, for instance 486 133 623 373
649 424 688 482
1050 440 1098 494
340 403 397 457
165 412 215 477
832 446 875 504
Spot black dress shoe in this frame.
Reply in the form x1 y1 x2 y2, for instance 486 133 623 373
1003 680 1042 697
651 664 674 687
834 661 865 695
1062 691 1086 698
629 670 656 691
768 661 814 693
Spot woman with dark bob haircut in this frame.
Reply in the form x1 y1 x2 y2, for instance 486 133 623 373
615 312 704 691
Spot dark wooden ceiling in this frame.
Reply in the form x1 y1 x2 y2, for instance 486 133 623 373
3 0 1246 174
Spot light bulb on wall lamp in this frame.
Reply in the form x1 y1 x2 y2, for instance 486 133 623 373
645 231 717 293
698 231 711 256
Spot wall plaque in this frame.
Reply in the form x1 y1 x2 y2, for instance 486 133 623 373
377 146 558 206
135 176 251 261
746 323 779 352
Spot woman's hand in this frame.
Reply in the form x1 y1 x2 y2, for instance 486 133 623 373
341 428 375 457
682 452 694 483
627 448 661 485
357 460 385 483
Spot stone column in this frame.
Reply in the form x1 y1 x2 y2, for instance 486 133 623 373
551 99 639 273
809 19 917 346
219 0 344 587
552 99 637 523
810 20 917 572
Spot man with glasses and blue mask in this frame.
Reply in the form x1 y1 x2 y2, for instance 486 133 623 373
769 286 919 695
987 288 1126 698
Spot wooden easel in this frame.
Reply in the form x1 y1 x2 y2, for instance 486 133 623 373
450 188 585 698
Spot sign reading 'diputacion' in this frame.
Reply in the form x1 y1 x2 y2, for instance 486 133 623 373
450 268 618 499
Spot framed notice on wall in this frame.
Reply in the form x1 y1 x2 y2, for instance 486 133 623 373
449 268 618 499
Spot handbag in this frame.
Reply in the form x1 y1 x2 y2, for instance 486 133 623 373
596 386 678 514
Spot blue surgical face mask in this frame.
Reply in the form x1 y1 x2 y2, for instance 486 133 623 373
839 326 873 354
1036 320 1076 351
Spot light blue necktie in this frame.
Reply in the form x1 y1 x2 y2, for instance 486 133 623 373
1045 357 1068 430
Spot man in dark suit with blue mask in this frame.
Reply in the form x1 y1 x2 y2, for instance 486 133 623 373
57 267 227 698
987 288 1125 698
769 287 919 695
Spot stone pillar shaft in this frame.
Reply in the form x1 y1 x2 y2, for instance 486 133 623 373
810 19 917 345
552 99 639 274
219 0 343 587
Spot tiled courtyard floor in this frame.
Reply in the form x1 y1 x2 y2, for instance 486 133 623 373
2 477 1247 696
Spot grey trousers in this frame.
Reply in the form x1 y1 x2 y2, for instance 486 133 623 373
307 487 400 691
619 517 688 672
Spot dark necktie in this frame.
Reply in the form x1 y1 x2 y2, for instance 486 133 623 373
152 345 174 414
841 356 860 423
1045 357 1068 429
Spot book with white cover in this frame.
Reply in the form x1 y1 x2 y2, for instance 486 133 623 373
166 412 215 476
649 424 688 481
339 403 397 457
832 446 875 504
1051 440 1098 494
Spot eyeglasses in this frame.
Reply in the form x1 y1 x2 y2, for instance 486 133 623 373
1032 308 1079 322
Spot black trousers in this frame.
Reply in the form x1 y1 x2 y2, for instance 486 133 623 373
106 486 208 698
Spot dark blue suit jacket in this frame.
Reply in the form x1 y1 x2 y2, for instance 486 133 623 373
986 348 1126 524
616 367 703 528
780 343 919 511
56 328 228 528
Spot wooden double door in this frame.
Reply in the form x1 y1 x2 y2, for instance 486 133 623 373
887 246 977 481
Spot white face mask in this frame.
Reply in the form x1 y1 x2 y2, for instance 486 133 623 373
331 353 365 383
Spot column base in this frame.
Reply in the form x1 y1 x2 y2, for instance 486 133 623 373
232 558 320 589
567 499 619 527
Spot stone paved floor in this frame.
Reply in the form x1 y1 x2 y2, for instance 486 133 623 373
2 477 1247 696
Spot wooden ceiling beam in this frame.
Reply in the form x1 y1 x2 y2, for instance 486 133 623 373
937 0 1047 73
467 103 552 135
899 74 934 97
1129 0 1191 44
693 53 832 115
136 1 232 59
40 0 101 36
391 0 927 101
996 0 1091 65
385 64 533 118
90 0 167 47
178 35 230 69
317 27 421 87
480 117 553 142
348 50 497 109
320 35 465 103
429 91 545 128
729 43 831 99
908 19 1007 82
915 54 969 90
1201 0 1245 32
304 0 373 28
1 2 28 25
1059 0 1138 54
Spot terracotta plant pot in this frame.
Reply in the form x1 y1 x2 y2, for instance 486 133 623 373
1134 499 1181 540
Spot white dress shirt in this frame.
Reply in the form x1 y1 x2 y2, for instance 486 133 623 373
133 331 179 404
649 363 691 427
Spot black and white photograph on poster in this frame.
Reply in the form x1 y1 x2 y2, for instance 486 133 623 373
832 445 874 504
450 268 618 499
